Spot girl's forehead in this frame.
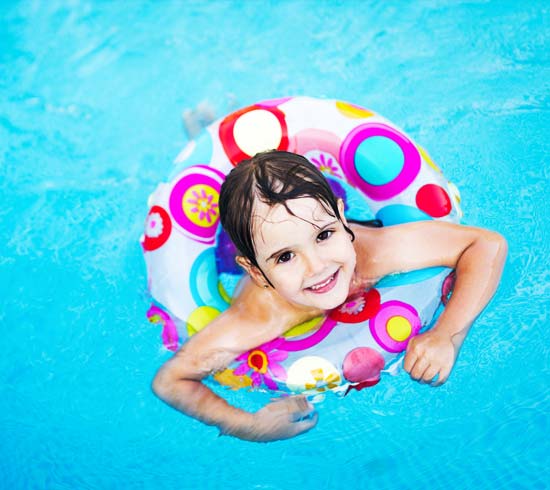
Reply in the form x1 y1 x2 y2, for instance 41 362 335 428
252 198 334 247
254 197 332 226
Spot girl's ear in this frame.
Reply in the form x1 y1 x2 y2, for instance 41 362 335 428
236 256 268 287
337 198 348 226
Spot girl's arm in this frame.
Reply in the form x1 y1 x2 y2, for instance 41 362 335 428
354 221 508 384
151 287 318 441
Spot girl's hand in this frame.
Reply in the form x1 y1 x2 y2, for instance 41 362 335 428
403 330 460 386
225 395 318 442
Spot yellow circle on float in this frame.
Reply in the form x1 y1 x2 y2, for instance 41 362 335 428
336 101 375 119
186 306 221 337
182 184 219 227
233 109 282 156
418 145 442 173
283 316 323 338
386 316 412 341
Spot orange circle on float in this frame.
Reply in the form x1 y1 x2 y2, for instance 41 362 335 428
248 349 269 374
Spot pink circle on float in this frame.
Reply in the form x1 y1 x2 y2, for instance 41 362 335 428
290 128 341 157
339 123 421 201
342 347 385 383
415 184 452 218
290 128 343 177
169 165 226 244
369 301 421 353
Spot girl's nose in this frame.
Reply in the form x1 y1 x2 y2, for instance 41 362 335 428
304 249 327 277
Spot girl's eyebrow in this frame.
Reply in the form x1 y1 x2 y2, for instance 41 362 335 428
265 220 338 262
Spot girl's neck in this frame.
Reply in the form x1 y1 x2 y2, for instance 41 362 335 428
350 269 378 293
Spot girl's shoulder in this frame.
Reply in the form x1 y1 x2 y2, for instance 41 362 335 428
231 276 321 338
352 220 505 277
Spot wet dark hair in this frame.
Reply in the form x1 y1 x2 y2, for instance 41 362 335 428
219 150 381 281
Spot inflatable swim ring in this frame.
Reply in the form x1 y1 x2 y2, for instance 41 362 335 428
141 96 462 396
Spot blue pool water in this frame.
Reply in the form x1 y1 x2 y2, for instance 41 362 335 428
1 1 549 488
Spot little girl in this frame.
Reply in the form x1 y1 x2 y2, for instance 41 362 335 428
152 150 507 443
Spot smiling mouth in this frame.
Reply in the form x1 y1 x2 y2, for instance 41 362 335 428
305 269 339 294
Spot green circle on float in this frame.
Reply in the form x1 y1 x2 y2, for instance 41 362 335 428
354 136 404 185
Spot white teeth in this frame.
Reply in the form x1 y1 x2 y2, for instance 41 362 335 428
309 273 334 290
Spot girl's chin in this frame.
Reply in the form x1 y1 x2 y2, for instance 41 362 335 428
307 284 351 310
320 291 349 310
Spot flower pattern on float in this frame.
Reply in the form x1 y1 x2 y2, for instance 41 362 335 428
145 211 164 238
310 152 343 178
186 187 218 223
233 338 289 390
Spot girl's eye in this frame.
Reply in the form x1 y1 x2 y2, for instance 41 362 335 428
277 251 293 264
317 229 334 241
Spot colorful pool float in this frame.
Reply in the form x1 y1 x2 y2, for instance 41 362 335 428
141 96 462 396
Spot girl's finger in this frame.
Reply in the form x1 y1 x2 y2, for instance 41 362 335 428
433 366 451 386
291 411 319 436
421 365 439 384
410 357 429 380
403 351 417 373
289 403 316 423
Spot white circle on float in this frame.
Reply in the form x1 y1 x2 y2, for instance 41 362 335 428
285 355 341 392
233 110 283 156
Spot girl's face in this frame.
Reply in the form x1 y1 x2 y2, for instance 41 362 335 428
249 197 356 311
